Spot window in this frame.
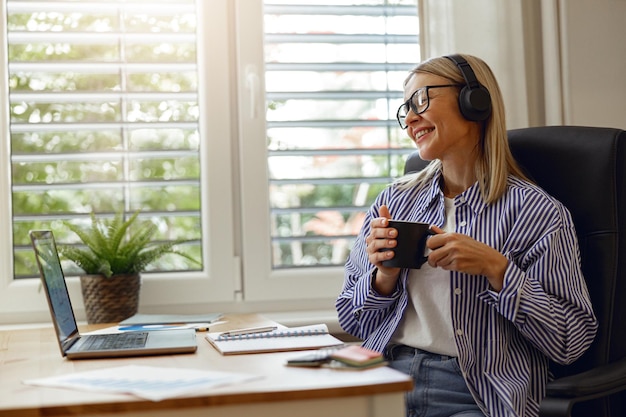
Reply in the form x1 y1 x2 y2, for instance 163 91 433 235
7 0 203 279
239 0 420 300
1 0 238 322
0 0 419 322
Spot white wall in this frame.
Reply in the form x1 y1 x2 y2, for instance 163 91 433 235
419 0 626 130
559 0 626 129
420 0 529 128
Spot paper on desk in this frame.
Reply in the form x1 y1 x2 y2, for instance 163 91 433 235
23 365 260 402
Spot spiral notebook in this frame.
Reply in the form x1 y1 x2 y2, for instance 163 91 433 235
205 324 344 355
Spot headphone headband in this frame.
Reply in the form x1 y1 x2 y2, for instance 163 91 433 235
444 54 492 122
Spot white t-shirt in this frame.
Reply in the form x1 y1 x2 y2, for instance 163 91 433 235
390 197 459 357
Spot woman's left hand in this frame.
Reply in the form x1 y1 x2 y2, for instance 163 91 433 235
426 225 508 291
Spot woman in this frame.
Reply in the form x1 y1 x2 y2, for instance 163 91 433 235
336 54 597 417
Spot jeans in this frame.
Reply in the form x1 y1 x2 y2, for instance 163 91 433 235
385 344 486 417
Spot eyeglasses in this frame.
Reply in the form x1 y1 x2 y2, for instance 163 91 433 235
396 84 461 129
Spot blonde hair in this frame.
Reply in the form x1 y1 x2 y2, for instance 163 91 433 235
398 54 529 204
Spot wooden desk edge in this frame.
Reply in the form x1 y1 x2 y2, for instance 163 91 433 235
3 379 413 417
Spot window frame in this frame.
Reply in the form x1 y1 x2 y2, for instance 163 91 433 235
0 0 421 324
236 1 420 301
0 0 239 324
236 0 350 302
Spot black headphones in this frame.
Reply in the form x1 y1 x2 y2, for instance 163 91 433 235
444 54 492 122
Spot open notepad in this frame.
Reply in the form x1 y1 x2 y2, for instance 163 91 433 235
205 324 344 355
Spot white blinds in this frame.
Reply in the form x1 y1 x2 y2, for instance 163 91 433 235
7 0 202 278
263 1 420 268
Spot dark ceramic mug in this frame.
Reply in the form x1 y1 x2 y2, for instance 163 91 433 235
380 220 435 269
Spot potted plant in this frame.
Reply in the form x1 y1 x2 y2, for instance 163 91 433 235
58 210 200 324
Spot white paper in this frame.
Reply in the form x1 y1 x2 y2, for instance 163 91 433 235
23 365 260 401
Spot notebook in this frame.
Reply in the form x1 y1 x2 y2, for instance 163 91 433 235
29 230 198 359
205 323 344 355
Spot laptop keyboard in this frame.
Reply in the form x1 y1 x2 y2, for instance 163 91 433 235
81 332 149 350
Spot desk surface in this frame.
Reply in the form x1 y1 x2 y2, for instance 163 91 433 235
0 314 412 417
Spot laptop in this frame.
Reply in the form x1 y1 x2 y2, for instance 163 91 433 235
29 230 198 359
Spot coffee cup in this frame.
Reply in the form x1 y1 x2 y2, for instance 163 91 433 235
380 220 435 269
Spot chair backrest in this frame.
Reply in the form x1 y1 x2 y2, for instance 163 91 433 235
404 126 626 378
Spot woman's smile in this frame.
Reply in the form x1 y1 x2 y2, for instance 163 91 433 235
413 127 435 143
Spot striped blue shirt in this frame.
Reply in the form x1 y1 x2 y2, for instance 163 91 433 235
336 169 598 417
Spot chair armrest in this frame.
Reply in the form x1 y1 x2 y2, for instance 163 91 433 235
539 357 626 417
546 357 626 398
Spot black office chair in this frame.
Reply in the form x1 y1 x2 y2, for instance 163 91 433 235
403 126 626 417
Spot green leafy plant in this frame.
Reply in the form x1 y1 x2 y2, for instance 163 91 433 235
58 211 199 278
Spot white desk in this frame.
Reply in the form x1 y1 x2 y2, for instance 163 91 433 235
0 314 412 417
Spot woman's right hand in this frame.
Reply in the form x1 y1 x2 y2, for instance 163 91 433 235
365 205 401 295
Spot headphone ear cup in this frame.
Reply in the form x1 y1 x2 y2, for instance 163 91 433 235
458 85 492 121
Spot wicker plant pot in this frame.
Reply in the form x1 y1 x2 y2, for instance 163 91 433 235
79 274 141 324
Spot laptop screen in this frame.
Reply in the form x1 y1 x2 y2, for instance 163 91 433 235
30 230 80 347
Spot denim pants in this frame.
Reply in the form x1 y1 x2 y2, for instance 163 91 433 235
385 344 486 417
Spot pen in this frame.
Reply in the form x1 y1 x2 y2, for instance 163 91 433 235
119 324 181 332
219 326 278 337
119 323 211 332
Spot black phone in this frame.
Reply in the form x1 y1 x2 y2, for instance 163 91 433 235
286 350 334 367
